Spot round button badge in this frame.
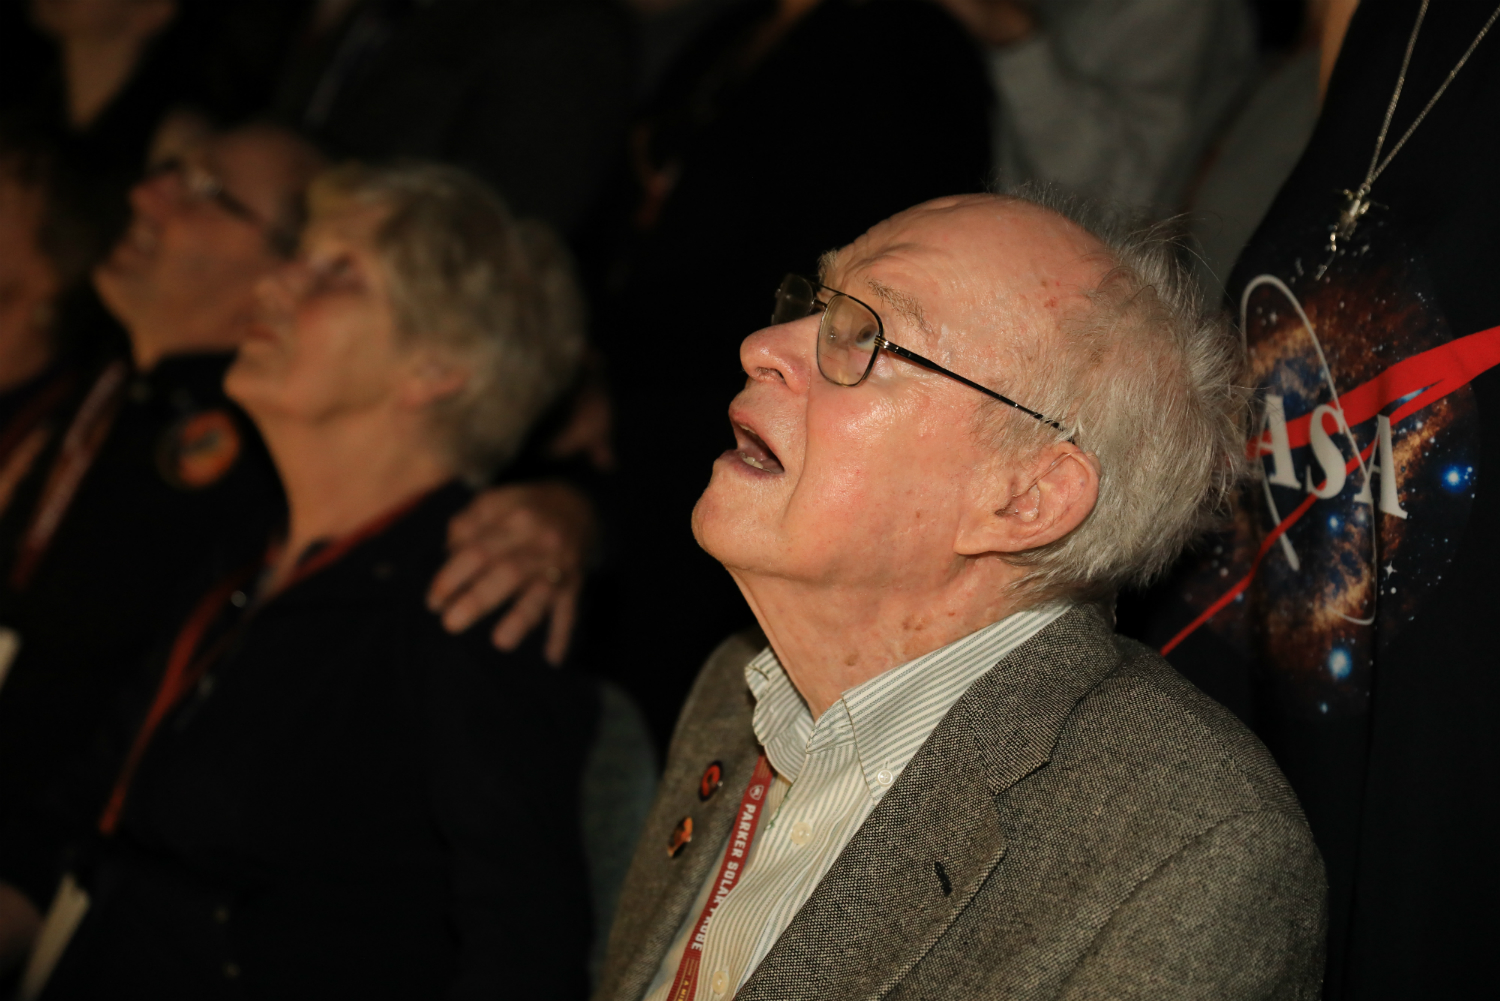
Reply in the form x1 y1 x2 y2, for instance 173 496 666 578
698 761 724 801
667 816 693 857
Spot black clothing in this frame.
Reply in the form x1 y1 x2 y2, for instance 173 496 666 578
584 0 993 745
0 365 71 441
0 352 282 907
274 0 633 238
41 483 594 1001
1122 2 1500 995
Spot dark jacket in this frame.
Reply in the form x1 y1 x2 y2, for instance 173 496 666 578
599 606 1327 1000
42 483 595 1000
0 351 282 907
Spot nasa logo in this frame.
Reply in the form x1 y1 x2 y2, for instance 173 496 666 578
157 410 241 490
1167 230 1499 719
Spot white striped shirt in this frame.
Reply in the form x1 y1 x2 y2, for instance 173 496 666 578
642 604 1071 1001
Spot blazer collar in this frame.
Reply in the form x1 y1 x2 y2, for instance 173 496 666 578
735 604 1121 1001
604 635 766 1001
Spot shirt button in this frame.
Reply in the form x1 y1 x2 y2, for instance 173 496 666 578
789 821 811 846
229 590 248 608
876 769 894 786
213 905 229 923
223 962 240 979
711 969 729 994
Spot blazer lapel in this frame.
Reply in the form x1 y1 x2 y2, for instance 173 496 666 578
735 606 1121 1001
599 633 767 1001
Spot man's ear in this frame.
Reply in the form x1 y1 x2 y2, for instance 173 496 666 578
954 442 1100 556
396 351 469 410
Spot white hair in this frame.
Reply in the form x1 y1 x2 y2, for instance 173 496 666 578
977 188 1250 602
309 161 586 482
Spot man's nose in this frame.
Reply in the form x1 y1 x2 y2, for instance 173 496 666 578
740 315 815 393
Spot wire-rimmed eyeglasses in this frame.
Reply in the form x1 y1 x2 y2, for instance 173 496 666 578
147 157 300 257
772 274 1063 431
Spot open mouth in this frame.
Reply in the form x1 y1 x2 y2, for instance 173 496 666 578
732 420 784 474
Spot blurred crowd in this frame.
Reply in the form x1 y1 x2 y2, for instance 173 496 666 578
0 0 1491 998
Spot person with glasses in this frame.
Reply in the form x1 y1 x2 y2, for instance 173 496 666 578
585 0 995 752
0 125 612 973
25 160 598 1001
0 127 314 964
595 192 1326 1001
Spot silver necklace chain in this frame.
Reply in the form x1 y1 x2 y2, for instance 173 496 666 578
1328 0 1500 253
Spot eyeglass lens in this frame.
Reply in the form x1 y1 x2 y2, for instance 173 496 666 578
816 294 883 386
151 158 261 226
771 274 817 325
772 275 884 387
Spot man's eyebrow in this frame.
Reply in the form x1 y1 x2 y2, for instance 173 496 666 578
866 278 932 336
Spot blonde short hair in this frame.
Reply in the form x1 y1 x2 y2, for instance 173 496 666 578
308 161 586 481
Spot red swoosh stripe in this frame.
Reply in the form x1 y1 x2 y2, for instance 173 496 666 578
1167 323 1500 656
1250 324 1500 453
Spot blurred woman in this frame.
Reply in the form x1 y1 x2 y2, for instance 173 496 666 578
34 162 593 1000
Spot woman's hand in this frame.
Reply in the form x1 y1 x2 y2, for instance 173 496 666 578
427 482 596 665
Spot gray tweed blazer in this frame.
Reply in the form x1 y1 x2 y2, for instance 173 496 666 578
596 605 1326 1000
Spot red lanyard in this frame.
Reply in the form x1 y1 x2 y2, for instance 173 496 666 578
11 361 129 590
97 561 258 836
0 369 76 522
666 753 775 1001
97 487 434 836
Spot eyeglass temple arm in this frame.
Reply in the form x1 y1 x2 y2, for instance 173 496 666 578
878 339 1064 431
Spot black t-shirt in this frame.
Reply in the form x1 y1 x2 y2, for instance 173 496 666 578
1126 2 1500 995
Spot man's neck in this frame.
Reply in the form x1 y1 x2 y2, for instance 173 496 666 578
731 559 1027 719
259 412 452 593
129 343 230 375
125 307 253 373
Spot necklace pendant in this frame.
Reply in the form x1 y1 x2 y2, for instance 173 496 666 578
1329 189 1372 252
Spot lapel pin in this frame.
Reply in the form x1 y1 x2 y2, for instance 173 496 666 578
667 816 693 857
698 761 724 801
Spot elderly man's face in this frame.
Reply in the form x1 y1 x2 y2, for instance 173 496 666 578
95 127 307 364
692 197 1103 595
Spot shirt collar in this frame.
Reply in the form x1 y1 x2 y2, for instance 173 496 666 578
745 603 1071 797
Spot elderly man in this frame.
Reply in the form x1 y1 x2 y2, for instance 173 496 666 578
598 193 1327 1000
